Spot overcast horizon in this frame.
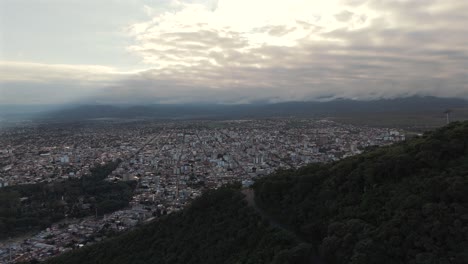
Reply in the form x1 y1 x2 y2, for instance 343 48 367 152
1 0 468 105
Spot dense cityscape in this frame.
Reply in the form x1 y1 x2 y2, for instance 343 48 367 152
0 119 405 263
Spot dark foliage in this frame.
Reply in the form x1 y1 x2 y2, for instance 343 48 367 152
254 121 468 264
44 122 468 264
0 160 136 239
46 187 312 264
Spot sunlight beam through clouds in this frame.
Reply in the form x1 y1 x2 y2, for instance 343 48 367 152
1 0 467 104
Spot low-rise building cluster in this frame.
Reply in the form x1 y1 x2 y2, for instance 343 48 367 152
0 119 405 262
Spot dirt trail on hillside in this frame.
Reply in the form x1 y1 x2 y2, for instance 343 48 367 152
242 189 303 240
242 189 325 264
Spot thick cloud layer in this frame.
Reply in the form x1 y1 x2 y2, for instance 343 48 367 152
1 0 467 104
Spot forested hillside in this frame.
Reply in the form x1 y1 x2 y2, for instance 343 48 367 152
254 121 468 264
46 187 313 264
46 121 468 264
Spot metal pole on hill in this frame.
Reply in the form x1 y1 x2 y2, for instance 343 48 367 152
444 109 452 124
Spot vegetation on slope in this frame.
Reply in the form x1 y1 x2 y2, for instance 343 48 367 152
254 121 468 264
0 160 136 239
46 186 312 264
45 122 468 264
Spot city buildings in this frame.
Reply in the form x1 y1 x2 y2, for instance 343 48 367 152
0 119 405 262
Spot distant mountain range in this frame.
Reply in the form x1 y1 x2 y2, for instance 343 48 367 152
1 96 468 122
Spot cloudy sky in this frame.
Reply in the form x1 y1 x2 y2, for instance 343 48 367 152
0 0 467 104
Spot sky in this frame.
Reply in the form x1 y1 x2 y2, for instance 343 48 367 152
0 0 467 104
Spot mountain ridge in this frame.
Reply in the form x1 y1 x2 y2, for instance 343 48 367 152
22 96 468 121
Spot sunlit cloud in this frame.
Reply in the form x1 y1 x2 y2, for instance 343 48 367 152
1 0 467 104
